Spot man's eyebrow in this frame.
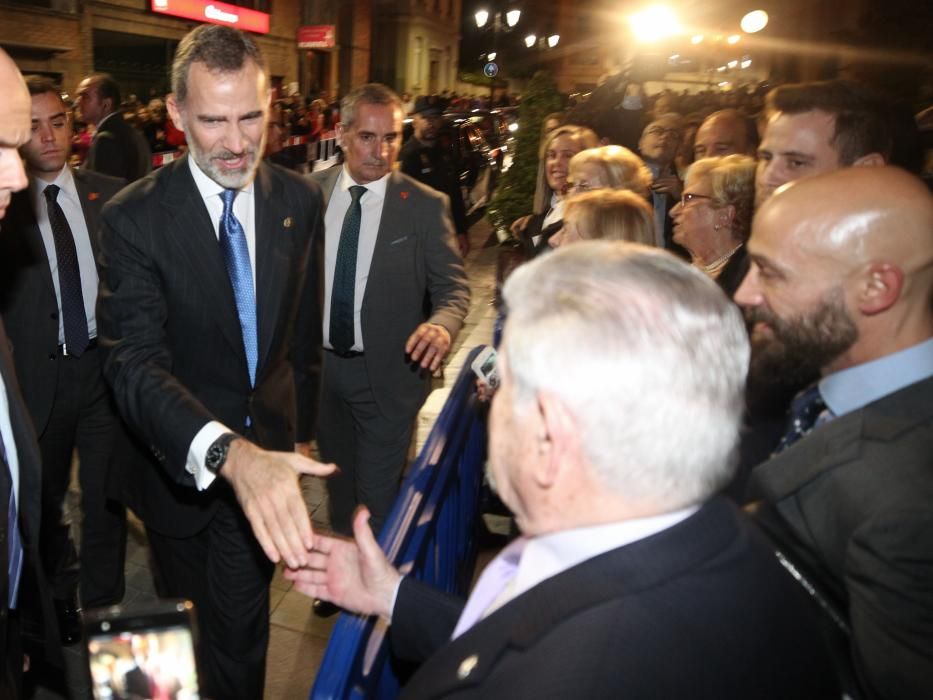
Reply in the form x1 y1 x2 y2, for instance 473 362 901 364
241 110 263 120
749 252 788 277
777 150 814 161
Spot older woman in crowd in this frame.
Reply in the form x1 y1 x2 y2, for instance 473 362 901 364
549 189 655 248
565 145 653 198
668 155 756 296
511 124 600 256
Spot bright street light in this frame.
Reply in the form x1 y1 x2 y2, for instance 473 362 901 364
629 5 681 43
487 51 497 61
727 34 741 45
475 9 489 28
506 9 521 27
547 34 560 48
524 34 537 48
740 58 752 69
691 34 704 44
740 10 769 33
727 59 738 68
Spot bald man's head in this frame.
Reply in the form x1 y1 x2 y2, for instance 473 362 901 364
736 166 933 378
693 110 756 160
0 49 31 221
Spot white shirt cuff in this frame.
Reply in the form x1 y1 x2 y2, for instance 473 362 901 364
185 421 231 491
386 575 405 624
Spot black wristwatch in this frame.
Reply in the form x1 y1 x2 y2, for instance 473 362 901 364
205 432 239 475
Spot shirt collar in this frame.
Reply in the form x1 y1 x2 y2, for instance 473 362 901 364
820 337 933 418
188 155 254 202
512 505 699 600
31 165 76 204
339 165 388 200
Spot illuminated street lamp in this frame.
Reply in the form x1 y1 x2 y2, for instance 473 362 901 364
475 9 489 28
629 5 681 43
506 9 521 27
487 51 497 60
691 34 704 44
524 34 537 48
547 34 560 48
727 34 741 45
740 10 769 33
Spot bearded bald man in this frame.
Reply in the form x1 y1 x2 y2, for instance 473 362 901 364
736 167 933 700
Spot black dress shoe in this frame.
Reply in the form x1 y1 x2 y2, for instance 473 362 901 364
312 599 341 618
54 597 83 646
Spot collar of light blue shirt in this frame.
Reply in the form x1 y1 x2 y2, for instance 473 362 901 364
339 165 388 200
819 336 933 418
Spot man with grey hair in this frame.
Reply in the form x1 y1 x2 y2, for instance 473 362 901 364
308 83 469 585
97 25 332 698
693 108 757 160
286 242 837 698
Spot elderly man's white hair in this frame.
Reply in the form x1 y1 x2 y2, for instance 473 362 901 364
501 241 749 510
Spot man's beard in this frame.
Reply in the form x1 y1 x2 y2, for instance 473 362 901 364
745 288 858 415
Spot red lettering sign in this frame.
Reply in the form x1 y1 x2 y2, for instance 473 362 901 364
297 25 336 49
150 0 270 35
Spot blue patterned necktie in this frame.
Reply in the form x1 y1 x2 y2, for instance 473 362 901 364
0 425 23 609
329 185 367 354
774 384 827 454
44 184 89 357
219 189 258 386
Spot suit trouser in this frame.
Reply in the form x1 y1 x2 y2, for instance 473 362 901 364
37 344 126 606
146 492 274 700
318 353 416 537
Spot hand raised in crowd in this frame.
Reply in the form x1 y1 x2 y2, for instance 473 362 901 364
222 438 336 569
651 174 683 199
510 214 532 237
406 322 452 371
284 507 401 618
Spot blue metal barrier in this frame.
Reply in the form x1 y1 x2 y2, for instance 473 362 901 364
310 345 490 700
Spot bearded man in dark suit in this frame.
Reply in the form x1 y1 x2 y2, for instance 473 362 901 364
96 26 333 700
737 166 933 700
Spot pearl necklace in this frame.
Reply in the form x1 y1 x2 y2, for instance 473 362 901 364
700 243 743 276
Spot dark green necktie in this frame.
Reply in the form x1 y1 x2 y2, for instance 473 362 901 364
330 185 366 354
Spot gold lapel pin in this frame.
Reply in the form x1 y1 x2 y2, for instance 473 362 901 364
283 216 293 228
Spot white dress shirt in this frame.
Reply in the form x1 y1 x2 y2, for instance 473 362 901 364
31 166 99 343
184 157 258 490
322 166 389 351
531 193 563 248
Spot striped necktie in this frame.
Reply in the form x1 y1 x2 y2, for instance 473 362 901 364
219 189 258 387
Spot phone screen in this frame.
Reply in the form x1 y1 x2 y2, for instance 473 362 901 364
86 605 200 700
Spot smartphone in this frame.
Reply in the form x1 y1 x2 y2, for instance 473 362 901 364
84 599 201 700
471 346 500 390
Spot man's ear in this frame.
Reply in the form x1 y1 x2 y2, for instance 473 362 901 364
852 152 886 168
534 390 580 489
856 262 903 315
166 94 184 133
335 122 346 149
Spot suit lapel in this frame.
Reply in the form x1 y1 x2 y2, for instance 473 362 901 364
160 157 244 362
254 163 289 375
73 168 105 257
404 500 737 697
362 171 405 311
750 375 933 502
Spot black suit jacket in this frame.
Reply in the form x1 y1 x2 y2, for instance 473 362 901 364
97 157 324 537
85 112 152 183
750 375 933 700
0 169 124 435
391 498 838 699
0 321 58 687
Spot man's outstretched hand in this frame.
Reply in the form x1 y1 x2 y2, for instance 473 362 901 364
284 508 401 619
222 438 336 570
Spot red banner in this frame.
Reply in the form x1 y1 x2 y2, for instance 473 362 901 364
150 0 270 35
297 25 336 49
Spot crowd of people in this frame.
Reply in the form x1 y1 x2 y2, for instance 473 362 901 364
0 18 931 700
